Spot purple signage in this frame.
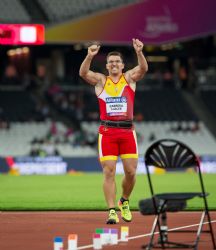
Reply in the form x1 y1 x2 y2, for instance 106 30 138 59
46 0 216 44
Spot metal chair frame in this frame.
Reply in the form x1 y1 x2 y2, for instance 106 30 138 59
143 139 216 250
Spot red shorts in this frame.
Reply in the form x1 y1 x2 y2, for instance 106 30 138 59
98 125 138 162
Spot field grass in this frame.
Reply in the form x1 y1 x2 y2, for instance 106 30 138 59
0 173 215 211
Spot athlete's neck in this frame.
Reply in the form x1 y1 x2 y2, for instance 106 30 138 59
108 73 122 83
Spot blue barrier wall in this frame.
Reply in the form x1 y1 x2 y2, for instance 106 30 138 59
0 158 9 173
65 157 101 172
1 156 216 174
0 156 101 174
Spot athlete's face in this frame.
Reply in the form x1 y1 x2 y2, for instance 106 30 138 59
106 55 124 76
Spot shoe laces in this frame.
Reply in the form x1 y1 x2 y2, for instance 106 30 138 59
109 209 116 217
122 201 130 214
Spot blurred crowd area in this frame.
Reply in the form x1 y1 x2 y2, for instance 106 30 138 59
0 36 216 157
0 36 215 122
1 38 216 92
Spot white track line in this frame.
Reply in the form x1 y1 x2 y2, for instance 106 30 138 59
76 220 216 249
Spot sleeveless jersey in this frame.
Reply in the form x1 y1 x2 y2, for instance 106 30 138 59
97 74 135 121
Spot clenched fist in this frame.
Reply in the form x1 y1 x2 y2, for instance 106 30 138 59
88 44 100 57
132 38 144 53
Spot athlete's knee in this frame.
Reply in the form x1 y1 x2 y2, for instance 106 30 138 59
124 164 137 177
125 168 136 178
102 164 116 180
104 169 115 180
123 158 137 170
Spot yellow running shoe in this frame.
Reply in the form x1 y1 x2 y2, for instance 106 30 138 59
106 209 119 224
118 200 132 222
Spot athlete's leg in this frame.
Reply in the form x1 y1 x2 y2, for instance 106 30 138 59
98 130 119 208
118 129 138 222
101 160 117 208
121 158 138 199
101 160 120 224
117 158 137 222
119 130 138 199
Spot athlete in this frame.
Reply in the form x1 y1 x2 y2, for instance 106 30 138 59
79 39 148 224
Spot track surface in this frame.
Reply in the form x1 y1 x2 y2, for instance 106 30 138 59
0 211 216 250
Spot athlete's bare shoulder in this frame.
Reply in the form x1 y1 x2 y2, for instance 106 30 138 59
124 71 136 91
124 71 136 84
95 74 106 96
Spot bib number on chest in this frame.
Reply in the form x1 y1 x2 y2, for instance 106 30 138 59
105 97 127 116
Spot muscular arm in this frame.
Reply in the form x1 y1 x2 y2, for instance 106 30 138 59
79 45 105 86
125 39 148 83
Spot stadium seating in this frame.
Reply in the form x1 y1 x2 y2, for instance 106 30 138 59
200 90 216 118
37 0 141 21
0 90 36 121
0 0 141 23
0 86 215 157
1 120 216 157
0 121 96 157
0 0 30 22
47 88 199 122
135 89 199 121
81 121 216 156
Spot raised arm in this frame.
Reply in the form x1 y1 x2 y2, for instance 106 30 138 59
79 44 105 86
125 38 148 83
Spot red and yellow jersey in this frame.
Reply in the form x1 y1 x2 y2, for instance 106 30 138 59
97 74 135 121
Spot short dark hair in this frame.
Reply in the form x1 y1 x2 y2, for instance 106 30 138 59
107 51 124 62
